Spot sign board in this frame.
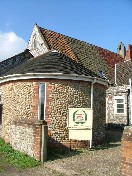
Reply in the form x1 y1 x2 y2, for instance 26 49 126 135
68 108 93 141
69 128 92 140
68 108 93 128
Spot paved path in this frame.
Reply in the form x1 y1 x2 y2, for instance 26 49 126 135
0 142 121 176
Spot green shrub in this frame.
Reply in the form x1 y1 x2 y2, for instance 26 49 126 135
0 138 40 169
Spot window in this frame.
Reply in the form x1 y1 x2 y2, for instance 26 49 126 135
33 38 37 49
119 45 121 50
38 83 46 120
114 96 125 114
98 70 107 79
32 34 37 50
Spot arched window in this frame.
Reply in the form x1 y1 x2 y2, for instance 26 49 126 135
32 35 37 50
33 38 37 49
119 45 121 50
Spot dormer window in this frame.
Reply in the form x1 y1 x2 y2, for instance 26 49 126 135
98 70 107 79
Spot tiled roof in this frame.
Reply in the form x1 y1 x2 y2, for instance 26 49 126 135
0 49 33 77
39 26 123 82
116 60 132 85
0 25 124 84
96 46 123 67
3 51 101 78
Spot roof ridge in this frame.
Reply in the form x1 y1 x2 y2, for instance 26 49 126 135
95 45 123 57
38 25 120 57
39 26 78 62
31 50 78 64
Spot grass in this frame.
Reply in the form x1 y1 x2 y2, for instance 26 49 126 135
0 153 9 172
0 138 40 170
0 127 122 171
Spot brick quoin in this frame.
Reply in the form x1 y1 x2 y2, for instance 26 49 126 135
45 82 52 124
121 126 132 176
33 123 42 161
33 82 39 120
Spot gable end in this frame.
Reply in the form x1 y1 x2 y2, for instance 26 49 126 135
27 24 49 57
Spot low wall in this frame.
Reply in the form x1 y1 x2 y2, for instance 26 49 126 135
0 125 2 137
121 126 132 176
10 120 45 161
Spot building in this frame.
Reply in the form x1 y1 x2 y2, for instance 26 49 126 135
0 23 125 159
106 43 132 127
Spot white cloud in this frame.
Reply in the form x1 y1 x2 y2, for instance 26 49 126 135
0 31 27 62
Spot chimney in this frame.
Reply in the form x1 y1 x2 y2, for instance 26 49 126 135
117 42 126 58
126 44 132 61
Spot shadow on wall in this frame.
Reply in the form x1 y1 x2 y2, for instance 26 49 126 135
106 123 125 129
47 132 121 161
105 123 124 143
47 137 83 161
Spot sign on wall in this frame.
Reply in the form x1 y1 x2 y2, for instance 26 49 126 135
68 108 93 128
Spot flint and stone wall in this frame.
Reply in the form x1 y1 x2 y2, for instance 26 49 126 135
0 78 107 149
106 85 128 126
0 81 38 142
10 120 43 161
45 80 107 147
27 24 48 57
46 80 91 147
121 126 132 176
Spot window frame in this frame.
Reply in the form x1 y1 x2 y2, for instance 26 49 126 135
38 83 46 120
114 96 125 114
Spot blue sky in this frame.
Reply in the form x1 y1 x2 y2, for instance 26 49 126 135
0 0 132 61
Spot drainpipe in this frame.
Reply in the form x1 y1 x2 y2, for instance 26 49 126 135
114 64 117 85
91 79 96 109
129 78 132 125
90 79 96 148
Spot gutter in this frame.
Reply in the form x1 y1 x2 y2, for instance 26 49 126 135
114 64 117 85
91 78 96 109
0 73 109 87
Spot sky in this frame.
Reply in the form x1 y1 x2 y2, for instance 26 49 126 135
0 0 132 62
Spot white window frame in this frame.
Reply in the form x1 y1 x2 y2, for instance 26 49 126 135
38 83 46 120
114 96 125 114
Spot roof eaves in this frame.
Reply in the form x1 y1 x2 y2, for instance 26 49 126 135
0 72 109 87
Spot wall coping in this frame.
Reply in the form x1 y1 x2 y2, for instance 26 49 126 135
0 73 109 87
